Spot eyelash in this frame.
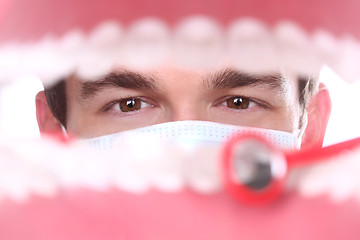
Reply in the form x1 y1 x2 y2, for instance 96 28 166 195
102 97 154 115
216 96 269 111
101 95 269 116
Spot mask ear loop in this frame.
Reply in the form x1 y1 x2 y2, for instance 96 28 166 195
47 124 72 144
295 113 308 148
61 124 69 138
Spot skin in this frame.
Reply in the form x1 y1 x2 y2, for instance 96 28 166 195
63 66 302 138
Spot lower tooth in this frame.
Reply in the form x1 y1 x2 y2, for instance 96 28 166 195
1 163 34 203
329 174 356 203
111 152 151 194
298 164 332 198
150 145 185 192
297 148 360 203
184 145 222 194
23 165 58 199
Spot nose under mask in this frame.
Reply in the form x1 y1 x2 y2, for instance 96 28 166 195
85 120 301 152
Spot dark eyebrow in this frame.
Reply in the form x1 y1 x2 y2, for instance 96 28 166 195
80 71 158 99
205 69 285 91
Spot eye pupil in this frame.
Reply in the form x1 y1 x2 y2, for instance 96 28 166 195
119 98 141 112
126 100 135 108
227 97 249 109
233 98 242 106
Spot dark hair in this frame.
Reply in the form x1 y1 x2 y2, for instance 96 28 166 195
298 76 318 127
44 79 67 127
44 76 318 128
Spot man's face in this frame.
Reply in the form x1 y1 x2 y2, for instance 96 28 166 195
64 66 302 138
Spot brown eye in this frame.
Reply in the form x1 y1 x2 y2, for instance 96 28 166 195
119 98 142 112
226 97 250 109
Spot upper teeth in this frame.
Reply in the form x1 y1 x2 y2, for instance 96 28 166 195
1 17 360 86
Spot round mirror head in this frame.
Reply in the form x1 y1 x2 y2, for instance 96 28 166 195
222 134 288 204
